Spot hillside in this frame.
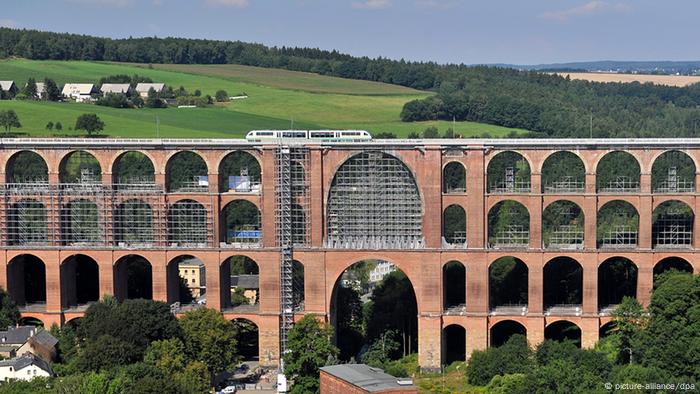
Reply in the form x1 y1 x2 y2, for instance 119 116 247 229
0 59 521 138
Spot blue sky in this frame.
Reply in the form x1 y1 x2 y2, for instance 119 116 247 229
1 0 697 64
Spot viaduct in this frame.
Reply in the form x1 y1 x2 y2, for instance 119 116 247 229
0 137 699 371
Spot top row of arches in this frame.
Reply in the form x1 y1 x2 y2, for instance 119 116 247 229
444 150 698 194
6 150 262 193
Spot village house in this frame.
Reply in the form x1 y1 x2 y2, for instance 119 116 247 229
0 81 18 98
178 259 206 298
61 83 97 102
135 82 166 98
0 326 58 362
0 354 53 382
100 83 133 95
231 274 259 305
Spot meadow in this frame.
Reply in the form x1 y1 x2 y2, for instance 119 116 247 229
0 59 523 138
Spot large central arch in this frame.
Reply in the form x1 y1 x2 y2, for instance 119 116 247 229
326 152 422 249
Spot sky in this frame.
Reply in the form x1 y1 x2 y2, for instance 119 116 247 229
1 0 698 65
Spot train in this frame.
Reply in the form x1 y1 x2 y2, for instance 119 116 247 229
245 129 372 142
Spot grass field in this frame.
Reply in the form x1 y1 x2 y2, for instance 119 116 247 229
556 72 700 87
0 59 523 138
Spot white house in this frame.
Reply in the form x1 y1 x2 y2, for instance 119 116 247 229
135 83 166 98
0 354 53 382
369 261 396 283
33 82 46 99
62 83 97 102
100 83 133 95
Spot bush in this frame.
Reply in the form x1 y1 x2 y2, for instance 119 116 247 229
96 93 131 108
215 90 229 102
465 334 533 386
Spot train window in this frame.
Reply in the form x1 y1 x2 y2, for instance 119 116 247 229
282 132 295 138
257 132 274 136
311 132 334 138
344 132 361 136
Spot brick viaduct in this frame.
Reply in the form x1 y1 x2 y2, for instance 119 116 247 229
0 138 699 371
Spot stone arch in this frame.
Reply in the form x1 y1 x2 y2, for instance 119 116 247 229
443 204 466 247
6 254 46 306
486 151 531 193
167 199 208 247
544 320 581 347
543 257 583 310
652 200 694 249
541 151 586 193
59 150 102 184
490 319 527 347
442 161 466 193
222 255 260 310
114 199 154 247
489 257 528 311
165 151 208 192
6 150 48 184
60 254 100 308
599 321 617 338
221 200 261 246
443 324 466 365
111 150 156 187
18 317 44 327
113 254 153 301
219 151 262 193
167 255 205 307
596 151 640 192
8 199 48 246
651 150 696 193
232 318 260 361
326 152 422 248
542 200 584 249
598 257 638 311
443 261 466 311
597 200 639 248
653 257 693 288
488 200 530 248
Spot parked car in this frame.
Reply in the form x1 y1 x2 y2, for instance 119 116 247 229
221 386 237 394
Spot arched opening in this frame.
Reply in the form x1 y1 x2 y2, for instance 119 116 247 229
599 321 617 338
221 200 261 246
59 151 101 184
541 151 585 193
487 151 531 193
598 257 637 312
166 151 208 192
653 257 693 288
292 260 305 311
443 162 466 193
291 203 308 246
61 255 99 309
113 255 153 301
61 199 103 246
652 150 695 193
443 325 466 365
6 151 48 184
596 151 640 193
489 257 528 312
112 151 155 189
652 200 694 248
488 200 529 248
327 152 422 248
114 199 154 247
233 318 259 361
490 320 526 347
167 200 208 247
8 200 48 246
597 201 639 248
219 151 261 193
330 260 417 362
6 255 46 307
443 204 466 247
167 255 205 309
543 257 583 313
443 261 466 312
542 200 584 249
18 317 44 327
544 321 581 347
221 256 260 311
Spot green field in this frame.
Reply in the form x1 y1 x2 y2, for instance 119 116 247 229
0 59 524 138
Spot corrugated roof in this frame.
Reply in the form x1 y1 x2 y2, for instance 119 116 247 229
231 274 259 288
135 83 165 92
320 364 416 392
62 83 95 95
101 83 131 94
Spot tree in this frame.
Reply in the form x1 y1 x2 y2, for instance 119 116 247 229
193 89 201 97
0 110 21 133
285 314 338 394
215 90 229 102
46 121 54 131
145 87 165 108
407 131 420 139
55 121 63 131
422 126 439 138
24 77 37 98
43 78 60 101
179 308 239 377
74 113 105 135
465 334 533 386
144 338 187 377
0 287 20 329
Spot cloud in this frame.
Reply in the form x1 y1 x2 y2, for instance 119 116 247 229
205 0 249 7
541 1 630 22
0 19 18 28
352 0 391 10
415 0 456 9
66 0 133 7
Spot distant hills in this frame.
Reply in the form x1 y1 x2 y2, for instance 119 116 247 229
489 60 700 75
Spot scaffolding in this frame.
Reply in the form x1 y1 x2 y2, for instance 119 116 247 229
275 146 294 360
655 167 694 193
544 176 585 194
325 151 424 249
653 211 693 248
489 167 531 193
490 225 529 248
442 231 467 248
167 200 212 248
600 225 638 248
546 224 584 249
599 176 640 193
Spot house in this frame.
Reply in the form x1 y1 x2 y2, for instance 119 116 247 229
320 364 417 394
369 261 396 283
33 82 46 99
135 83 166 98
0 81 18 99
178 259 206 298
231 274 259 304
0 354 53 382
61 83 97 102
100 83 133 95
0 326 58 362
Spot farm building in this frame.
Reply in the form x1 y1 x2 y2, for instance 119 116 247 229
101 83 133 95
0 354 53 382
320 364 417 394
32 82 46 99
62 83 97 102
0 326 58 362
0 81 18 98
135 83 166 98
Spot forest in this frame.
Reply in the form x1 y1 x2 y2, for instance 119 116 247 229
3 28 700 138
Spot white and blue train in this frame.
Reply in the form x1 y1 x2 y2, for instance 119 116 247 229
245 129 372 142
